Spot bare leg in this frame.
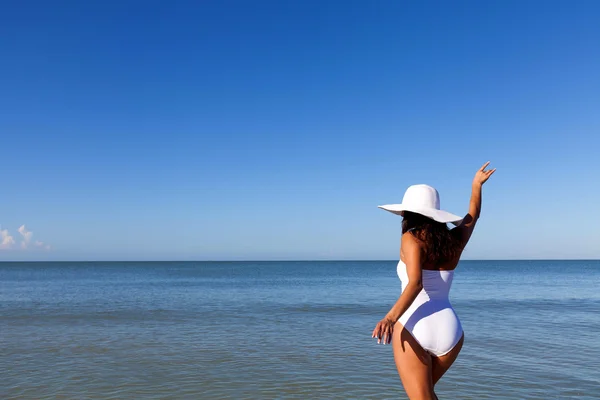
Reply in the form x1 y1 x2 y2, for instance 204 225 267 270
392 322 436 400
432 333 464 385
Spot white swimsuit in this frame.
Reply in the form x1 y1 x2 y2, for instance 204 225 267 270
397 260 463 357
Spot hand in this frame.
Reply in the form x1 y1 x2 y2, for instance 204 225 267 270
372 317 395 345
473 161 496 186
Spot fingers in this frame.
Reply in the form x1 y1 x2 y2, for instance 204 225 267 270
372 323 382 341
373 321 394 344
385 323 394 344
372 325 378 339
382 324 391 345
479 161 490 171
372 322 382 343
483 168 496 182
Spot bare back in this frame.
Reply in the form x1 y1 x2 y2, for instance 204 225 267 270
400 228 467 272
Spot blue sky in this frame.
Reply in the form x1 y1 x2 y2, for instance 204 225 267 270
1 0 599 260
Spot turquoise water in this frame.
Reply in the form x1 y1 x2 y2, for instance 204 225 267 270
1 260 599 399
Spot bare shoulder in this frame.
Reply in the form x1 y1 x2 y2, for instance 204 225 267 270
401 231 425 258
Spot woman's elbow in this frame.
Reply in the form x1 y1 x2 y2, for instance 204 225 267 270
407 280 423 291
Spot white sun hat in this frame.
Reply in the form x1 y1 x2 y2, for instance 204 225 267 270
378 184 463 225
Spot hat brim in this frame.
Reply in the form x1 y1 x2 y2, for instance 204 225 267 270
378 204 463 226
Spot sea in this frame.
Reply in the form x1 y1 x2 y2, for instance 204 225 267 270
1 260 599 399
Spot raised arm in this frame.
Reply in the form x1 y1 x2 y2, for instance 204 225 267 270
372 233 424 344
457 161 495 248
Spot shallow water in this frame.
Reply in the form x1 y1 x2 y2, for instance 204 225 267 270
1 260 599 399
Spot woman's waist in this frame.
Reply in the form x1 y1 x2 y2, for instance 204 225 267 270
401 286 452 301
400 290 452 308
400 296 457 321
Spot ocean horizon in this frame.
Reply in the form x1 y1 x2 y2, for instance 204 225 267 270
2 260 599 399
2 258 599 263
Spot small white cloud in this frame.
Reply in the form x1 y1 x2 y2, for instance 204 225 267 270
0 229 15 250
0 224 51 251
18 225 33 249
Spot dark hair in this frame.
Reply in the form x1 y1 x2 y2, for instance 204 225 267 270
401 211 462 266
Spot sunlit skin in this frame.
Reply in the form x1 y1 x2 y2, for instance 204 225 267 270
372 162 495 400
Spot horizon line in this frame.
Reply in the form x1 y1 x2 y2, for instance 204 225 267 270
0 258 599 263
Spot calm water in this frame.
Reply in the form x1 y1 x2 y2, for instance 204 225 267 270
1 260 600 399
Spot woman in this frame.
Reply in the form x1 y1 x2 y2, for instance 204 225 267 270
372 162 495 400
